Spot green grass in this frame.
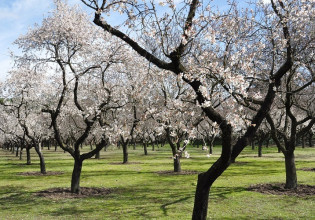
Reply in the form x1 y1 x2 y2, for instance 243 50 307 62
0 145 314 219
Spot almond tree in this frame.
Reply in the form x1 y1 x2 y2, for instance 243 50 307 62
79 0 312 218
266 64 314 189
14 1 131 193
0 67 51 173
112 62 154 163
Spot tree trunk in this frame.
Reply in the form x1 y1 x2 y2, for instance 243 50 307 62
19 148 23 160
173 156 181 172
301 135 305 148
284 151 297 189
95 151 100 159
192 159 230 220
266 138 270 148
26 147 31 165
251 140 255 150
16 146 19 157
152 143 155 151
192 173 211 220
71 159 83 194
144 143 148 155
34 144 46 174
55 145 57 151
122 143 128 164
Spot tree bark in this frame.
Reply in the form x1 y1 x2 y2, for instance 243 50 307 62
284 151 297 189
301 135 305 148
95 151 100 159
34 144 46 174
173 156 181 172
19 148 23 160
209 135 215 155
266 138 270 148
192 173 211 220
122 143 128 164
71 158 83 193
192 158 230 220
16 146 19 157
26 147 31 165
144 143 148 155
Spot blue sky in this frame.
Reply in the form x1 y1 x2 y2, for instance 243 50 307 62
0 0 268 81
0 0 50 80
0 0 87 81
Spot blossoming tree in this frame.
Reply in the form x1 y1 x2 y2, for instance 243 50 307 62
79 0 312 218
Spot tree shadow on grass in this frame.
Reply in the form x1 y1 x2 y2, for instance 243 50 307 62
211 186 247 200
160 196 192 216
48 206 96 217
0 186 51 211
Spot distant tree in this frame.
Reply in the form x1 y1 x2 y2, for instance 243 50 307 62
266 65 314 189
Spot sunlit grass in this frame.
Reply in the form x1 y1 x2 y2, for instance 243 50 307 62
0 145 314 219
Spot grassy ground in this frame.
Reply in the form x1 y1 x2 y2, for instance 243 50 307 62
0 145 314 220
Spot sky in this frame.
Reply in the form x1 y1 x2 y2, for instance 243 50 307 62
0 0 269 82
0 0 86 81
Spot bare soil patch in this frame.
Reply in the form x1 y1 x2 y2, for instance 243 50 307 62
17 171 64 176
36 187 112 199
248 183 315 197
299 168 315 172
156 170 200 175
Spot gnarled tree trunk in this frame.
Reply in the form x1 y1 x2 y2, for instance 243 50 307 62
192 158 231 220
